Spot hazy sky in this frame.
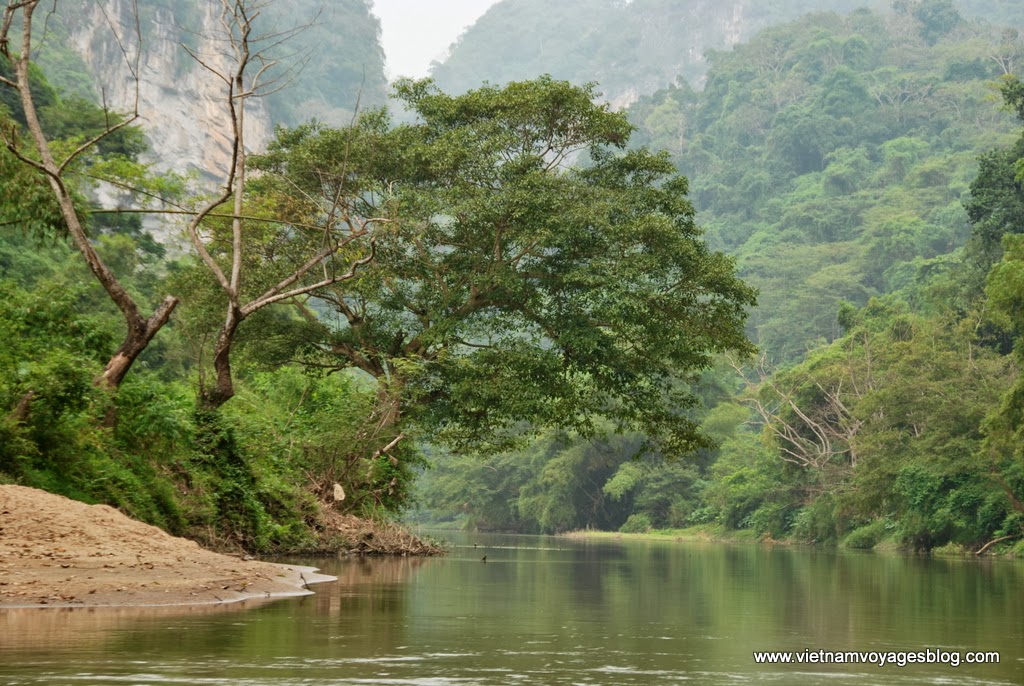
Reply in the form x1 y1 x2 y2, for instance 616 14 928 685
371 0 500 80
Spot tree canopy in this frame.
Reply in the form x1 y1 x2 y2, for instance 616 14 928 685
253 77 756 455
415 7 1024 552
628 7 1019 360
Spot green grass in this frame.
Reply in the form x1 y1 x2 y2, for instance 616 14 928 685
561 524 767 544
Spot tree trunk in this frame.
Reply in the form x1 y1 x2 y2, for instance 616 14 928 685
99 295 179 389
5 2 178 393
10 391 35 423
373 376 404 435
201 305 244 409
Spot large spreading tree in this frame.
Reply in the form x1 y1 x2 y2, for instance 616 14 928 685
253 77 756 458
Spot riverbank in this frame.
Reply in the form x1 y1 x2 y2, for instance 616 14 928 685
1 485 362 608
561 524 765 545
561 524 1024 557
320 508 445 556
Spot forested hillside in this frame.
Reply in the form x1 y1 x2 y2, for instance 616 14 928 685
630 6 1019 359
1 1 754 553
415 3 1024 554
432 0 869 103
432 0 1024 104
5 0 1024 556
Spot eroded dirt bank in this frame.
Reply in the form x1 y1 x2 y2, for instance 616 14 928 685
0 485 334 608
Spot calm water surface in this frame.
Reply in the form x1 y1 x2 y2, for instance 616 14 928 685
1 532 1022 685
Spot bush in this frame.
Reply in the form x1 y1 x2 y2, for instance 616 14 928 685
619 513 653 533
790 494 841 544
747 500 796 538
842 519 888 549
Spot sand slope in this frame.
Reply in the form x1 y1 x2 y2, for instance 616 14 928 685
0 485 334 607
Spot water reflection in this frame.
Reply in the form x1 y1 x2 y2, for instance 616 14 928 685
1 534 1021 685
0 600 283 653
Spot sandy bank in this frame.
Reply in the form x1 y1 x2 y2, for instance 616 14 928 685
0 485 334 608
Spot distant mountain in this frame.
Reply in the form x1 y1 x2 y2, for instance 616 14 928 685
430 0 1024 105
625 6 1020 358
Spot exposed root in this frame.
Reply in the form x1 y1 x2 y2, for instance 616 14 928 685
317 508 444 556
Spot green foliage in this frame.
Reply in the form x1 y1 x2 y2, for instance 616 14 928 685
1 55 172 254
619 513 653 533
791 495 841 544
981 235 1024 531
0 178 407 554
0 56 58 126
431 0 873 101
755 302 1015 548
842 519 889 548
703 431 796 532
894 0 963 46
415 8 1024 551
0 272 185 529
629 8 1016 360
432 1 1024 106
963 137 1024 279
256 77 755 457
10 2 1024 557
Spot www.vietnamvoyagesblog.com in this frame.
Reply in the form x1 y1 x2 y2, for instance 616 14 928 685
753 648 1000 667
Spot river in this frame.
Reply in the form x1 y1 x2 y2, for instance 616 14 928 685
1 532 1021 684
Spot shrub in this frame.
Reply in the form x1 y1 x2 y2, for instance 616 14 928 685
842 519 887 549
619 513 653 533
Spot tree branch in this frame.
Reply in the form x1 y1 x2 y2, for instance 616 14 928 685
243 238 376 314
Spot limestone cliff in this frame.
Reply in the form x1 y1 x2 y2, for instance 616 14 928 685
45 0 385 179
49 1 264 181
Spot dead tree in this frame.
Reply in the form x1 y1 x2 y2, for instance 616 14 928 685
0 0 177 390
731 353 863 470
182 0 378 409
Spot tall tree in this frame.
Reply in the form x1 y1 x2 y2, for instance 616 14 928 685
257 77 757 458
0 0 176 390
178 0 377 408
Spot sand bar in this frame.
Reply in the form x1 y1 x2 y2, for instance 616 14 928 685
0 485 335 608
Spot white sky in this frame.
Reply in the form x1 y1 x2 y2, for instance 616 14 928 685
371 0 501 80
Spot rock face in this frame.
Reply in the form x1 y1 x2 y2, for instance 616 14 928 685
63 0 271 181
50 0 388 181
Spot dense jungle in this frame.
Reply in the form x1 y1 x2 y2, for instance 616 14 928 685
2 0 1024 557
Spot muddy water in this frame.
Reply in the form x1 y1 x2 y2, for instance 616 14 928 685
1 532 1021 685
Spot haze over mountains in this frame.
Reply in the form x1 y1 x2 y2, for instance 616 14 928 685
37 0 1022 176
430 0 1023 103
13 0 1024 547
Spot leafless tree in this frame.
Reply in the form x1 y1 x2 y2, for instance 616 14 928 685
0 0 177 390
730 353 863 470
987 28 1023 76
181 0 378 408
866 69 934 125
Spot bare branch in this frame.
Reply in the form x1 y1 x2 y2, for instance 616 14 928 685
57 114 140 174
0 127 51 175
87 206 374 234
178 0 373 408
180 45 231 84
729 352 859 470
249 229 364 304
0 0 177 390
243 238 376 314
371 433 406 461
184 190 234 294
